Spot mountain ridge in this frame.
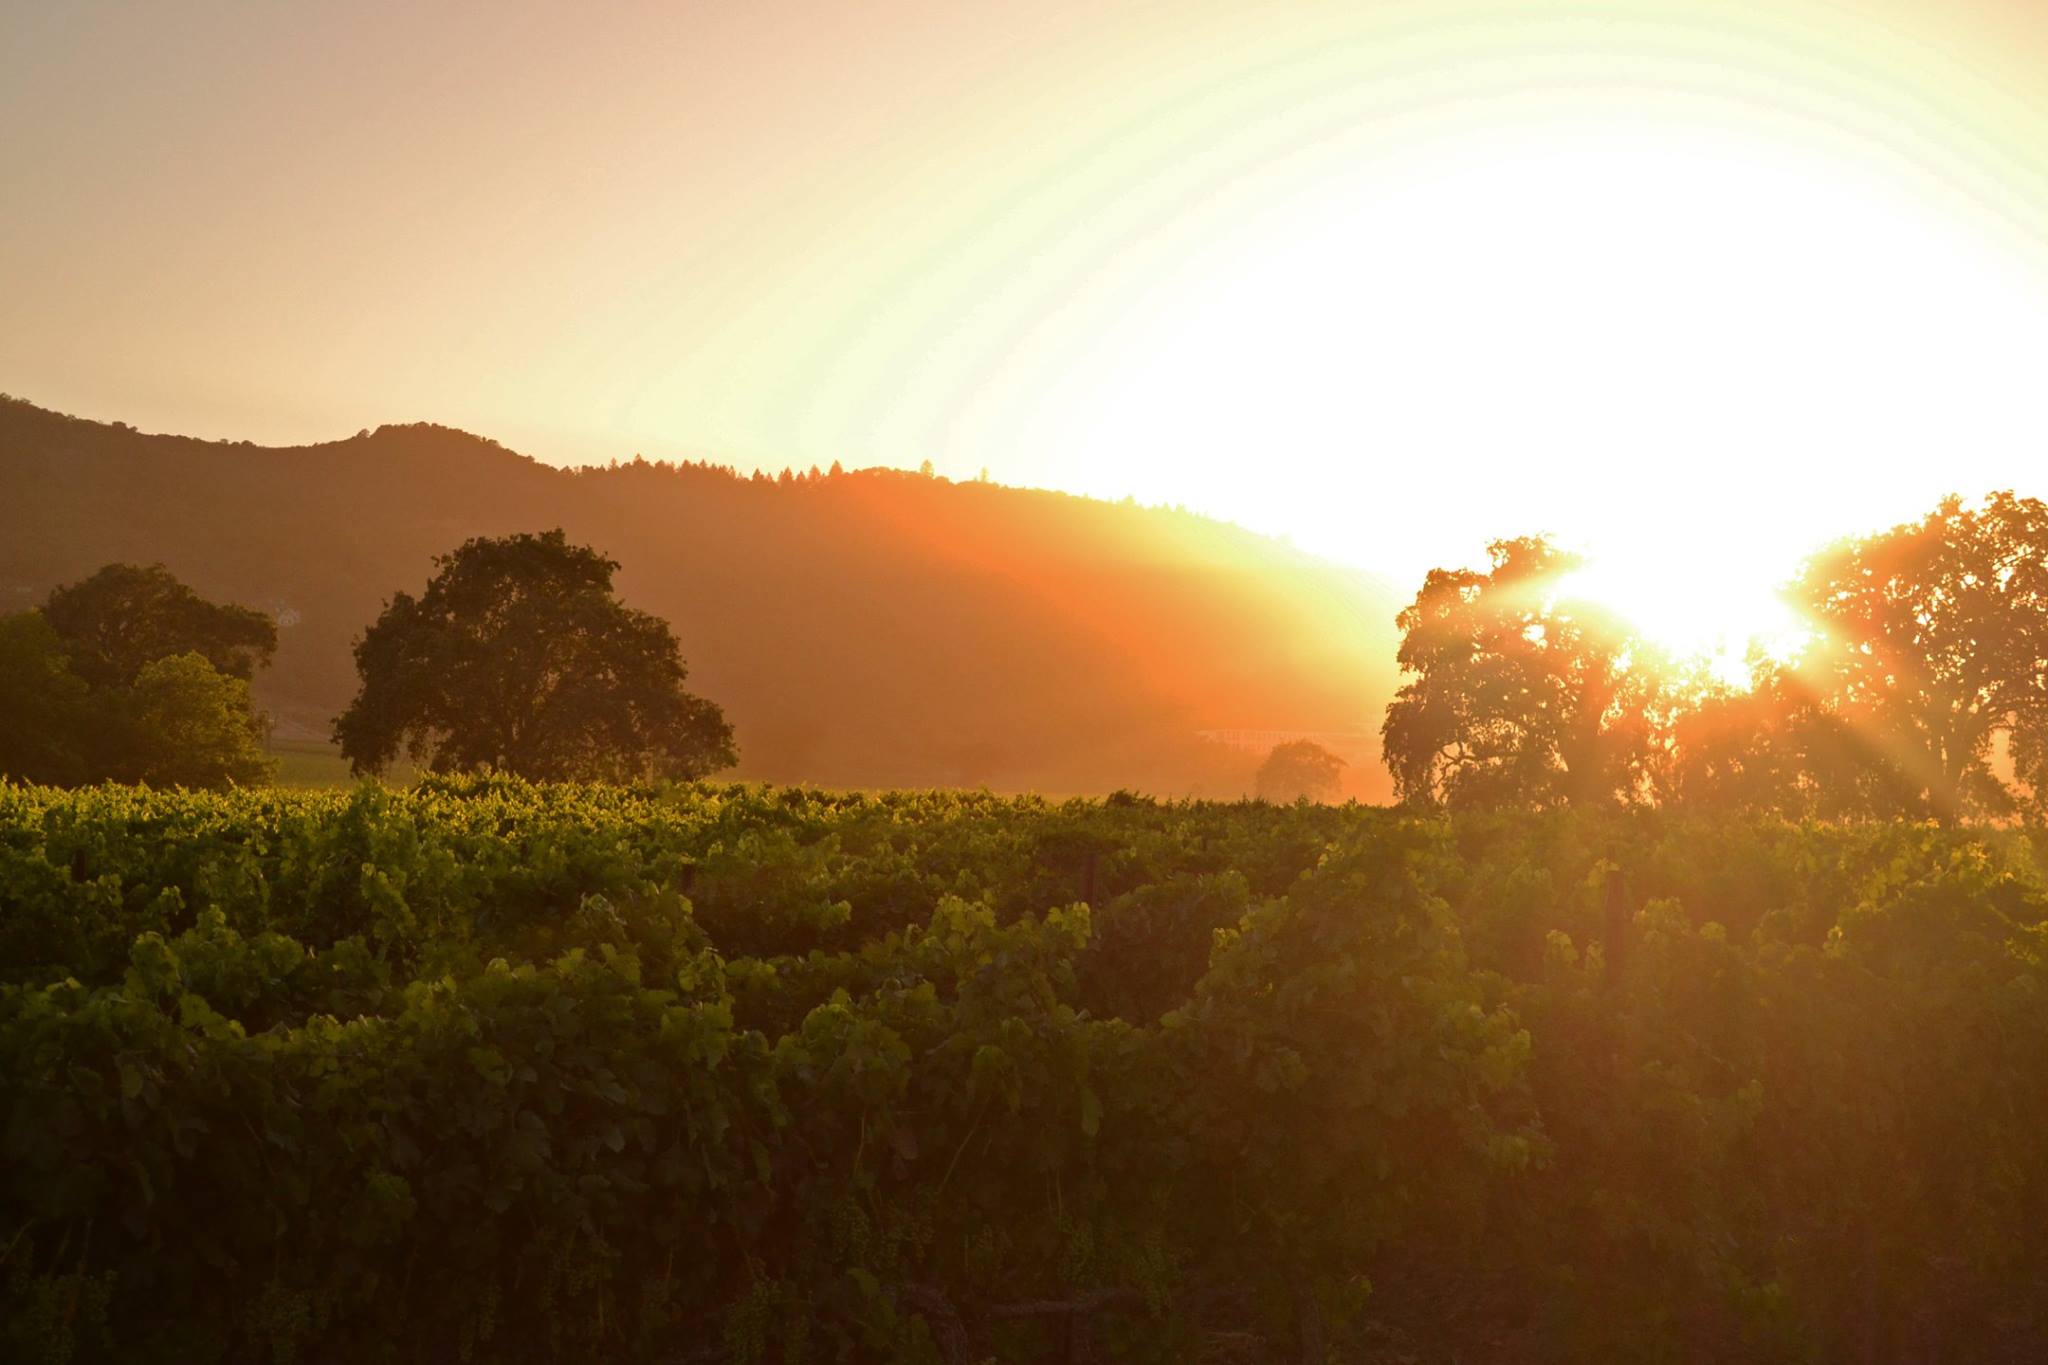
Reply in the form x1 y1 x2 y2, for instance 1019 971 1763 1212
0 394 1401 797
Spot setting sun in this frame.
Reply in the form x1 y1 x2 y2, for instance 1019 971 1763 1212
1007 111 2048 630
1561 553 1805 677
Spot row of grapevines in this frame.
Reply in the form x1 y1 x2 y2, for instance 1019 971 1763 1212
4 780 2048 1360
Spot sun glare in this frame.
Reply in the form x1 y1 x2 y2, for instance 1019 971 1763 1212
984 108 2048 641
1559 555 1805 682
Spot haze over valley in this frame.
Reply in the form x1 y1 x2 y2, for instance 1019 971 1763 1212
0 394 1400 797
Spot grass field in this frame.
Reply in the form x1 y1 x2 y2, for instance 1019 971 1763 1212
264 736 353 787
265 737 425 787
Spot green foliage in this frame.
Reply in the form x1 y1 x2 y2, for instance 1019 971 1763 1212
0 565 277 790
4 780 2048 1360
0 585 276 789
114 653 274 788
0 612 92 785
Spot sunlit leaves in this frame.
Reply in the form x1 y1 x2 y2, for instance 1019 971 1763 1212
1382 536 1665 810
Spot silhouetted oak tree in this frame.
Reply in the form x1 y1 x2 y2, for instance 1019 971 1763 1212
335 530 736 781
1380 536 1660 809
1786 491 2048 822
43 562 276 687
1655 664 1813 814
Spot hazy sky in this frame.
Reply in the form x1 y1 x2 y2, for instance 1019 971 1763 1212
10 0 2048 652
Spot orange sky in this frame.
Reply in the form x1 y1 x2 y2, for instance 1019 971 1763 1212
9 1 2048 657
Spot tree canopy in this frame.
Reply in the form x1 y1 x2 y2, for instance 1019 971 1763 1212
0 611 93 786
1654 664 1811 814
1781 491 2048 822
1255 739 1346 803
1380 536 1662 809
334 529 736 781
42 561 276 687
0 565 274 788
115 652 275 788
1390 494 2048 822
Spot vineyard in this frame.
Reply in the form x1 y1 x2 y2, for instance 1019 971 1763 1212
4 778 2047 1363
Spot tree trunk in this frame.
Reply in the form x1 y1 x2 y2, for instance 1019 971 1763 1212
1601 866 1629 987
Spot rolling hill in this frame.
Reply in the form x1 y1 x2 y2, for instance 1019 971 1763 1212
0 394 1402 796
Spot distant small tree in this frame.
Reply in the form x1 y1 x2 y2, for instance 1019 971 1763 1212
1256 740 1346 803
335 529 736 781
43 562 276 687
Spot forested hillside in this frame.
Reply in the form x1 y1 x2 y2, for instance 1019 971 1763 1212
0 397 1398 796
